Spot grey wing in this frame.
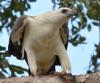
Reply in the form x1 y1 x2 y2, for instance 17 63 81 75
11 15 28 43
60 23 69 50
8 15 28 59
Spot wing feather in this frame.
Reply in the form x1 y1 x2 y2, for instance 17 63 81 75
8 15 31 59
60 23 69 49
11 15 28 43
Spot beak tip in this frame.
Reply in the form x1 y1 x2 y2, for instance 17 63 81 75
73 9 78 15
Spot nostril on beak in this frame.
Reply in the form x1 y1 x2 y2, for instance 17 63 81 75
61 9 67 13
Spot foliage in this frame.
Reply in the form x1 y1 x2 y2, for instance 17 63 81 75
0 0 36 77
0 0 36 31
52 0 100 73
87 43 100 73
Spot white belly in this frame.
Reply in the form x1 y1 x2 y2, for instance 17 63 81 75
32 37 56 61
24 19 60 72
31 39 56 72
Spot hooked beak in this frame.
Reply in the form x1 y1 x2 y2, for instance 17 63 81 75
68 9 77 17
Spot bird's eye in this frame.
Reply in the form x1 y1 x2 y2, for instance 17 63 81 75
61 9 67 13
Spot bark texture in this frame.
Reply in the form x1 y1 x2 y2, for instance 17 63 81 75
0 72 100 83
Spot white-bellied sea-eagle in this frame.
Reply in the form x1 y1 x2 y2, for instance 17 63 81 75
8 8 77 76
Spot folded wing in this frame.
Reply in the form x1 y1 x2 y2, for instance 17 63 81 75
8 15 28 59
60 23 69 50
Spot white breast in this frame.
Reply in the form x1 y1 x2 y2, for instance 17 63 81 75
23 16 62 72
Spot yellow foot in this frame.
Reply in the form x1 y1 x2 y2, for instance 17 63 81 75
53 72 72 82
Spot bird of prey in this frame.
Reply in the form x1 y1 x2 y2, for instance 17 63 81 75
8 8 77 76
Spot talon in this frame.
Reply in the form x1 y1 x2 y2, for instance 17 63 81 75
30 70 37 76
53 72 66 76
31 72 35 76
52 72 72 82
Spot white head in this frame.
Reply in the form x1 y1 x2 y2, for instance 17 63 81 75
38 7 77 25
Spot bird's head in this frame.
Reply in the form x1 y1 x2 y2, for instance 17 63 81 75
39 7 77 25
59 7 77 18
52 7 77 22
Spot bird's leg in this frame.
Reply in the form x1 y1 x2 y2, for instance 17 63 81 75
25 48 37 76
52 51 72 82
59 50 71 75
55 45 71 76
